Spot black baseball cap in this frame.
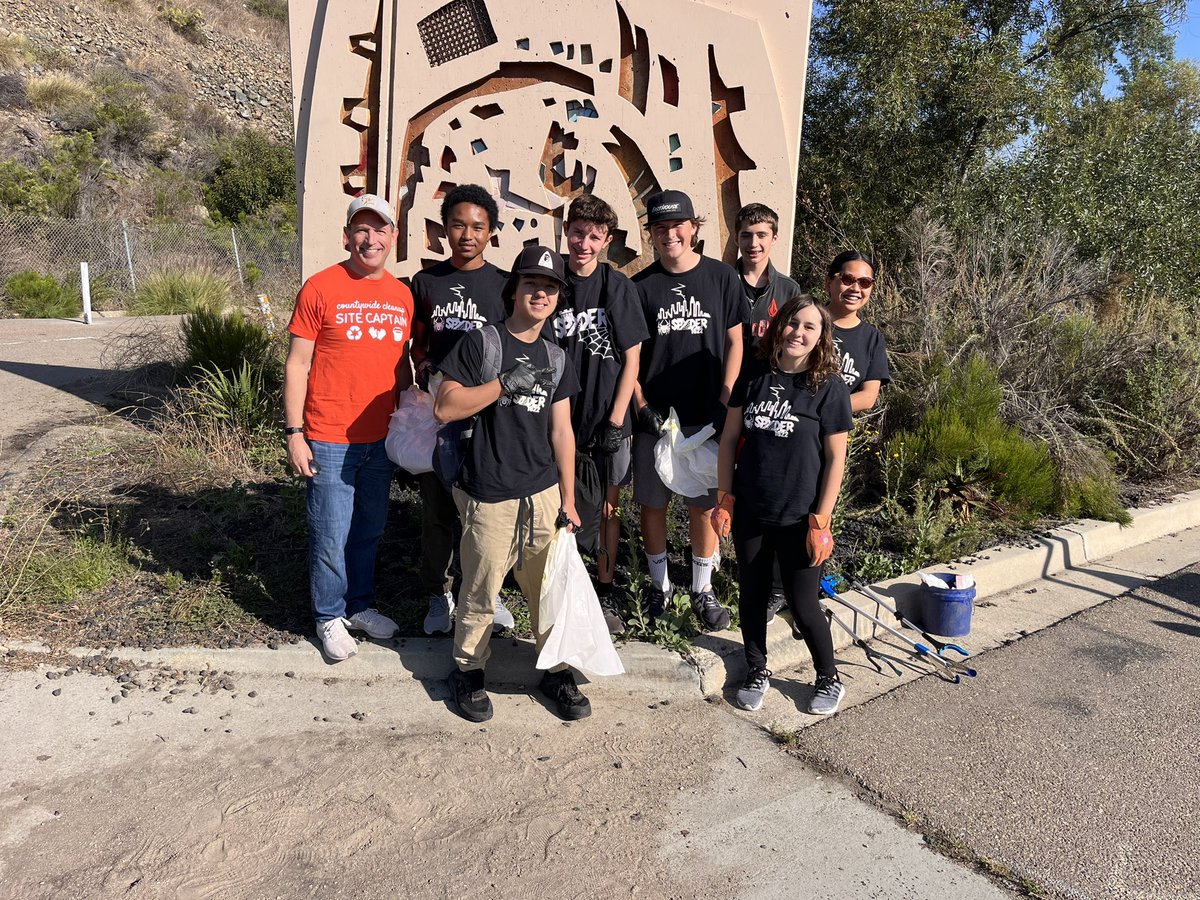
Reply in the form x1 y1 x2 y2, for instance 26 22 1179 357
645 189 696 224
509 245 568 285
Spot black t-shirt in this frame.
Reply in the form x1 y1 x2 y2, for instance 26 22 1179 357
412 260 508 366
633 256 747 427
439 326 580 503
834 321 891 394
729 359 853 526
550 261 649 444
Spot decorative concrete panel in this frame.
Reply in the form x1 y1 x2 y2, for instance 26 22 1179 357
289 0 812 280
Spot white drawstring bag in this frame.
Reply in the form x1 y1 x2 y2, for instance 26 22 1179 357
385 386 438 474
653 407 719 498
537 529 625 677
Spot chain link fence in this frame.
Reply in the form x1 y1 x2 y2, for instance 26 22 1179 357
0 218 301 314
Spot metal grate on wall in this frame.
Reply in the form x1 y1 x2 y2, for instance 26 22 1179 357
417 0 498 67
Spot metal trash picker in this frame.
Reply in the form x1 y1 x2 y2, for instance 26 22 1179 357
854 581 972 661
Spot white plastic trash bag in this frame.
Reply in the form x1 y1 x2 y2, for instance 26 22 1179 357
653 407 719 498
537 529 625 677
385 386 438 474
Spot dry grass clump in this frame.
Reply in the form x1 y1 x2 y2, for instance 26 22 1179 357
26 72 94 112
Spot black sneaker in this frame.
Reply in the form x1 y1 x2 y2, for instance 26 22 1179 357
539 670 592 720
765 589 787 625
646 584 668 622
596 582 627 635
691 587 731 631
449 668 493 722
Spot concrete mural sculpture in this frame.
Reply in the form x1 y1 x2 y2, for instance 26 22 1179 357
289 0 812 280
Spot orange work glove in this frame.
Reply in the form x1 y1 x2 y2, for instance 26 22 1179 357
711 491 735 538
807 513 834 567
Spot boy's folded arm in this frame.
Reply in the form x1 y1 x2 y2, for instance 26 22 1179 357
433 377 502 423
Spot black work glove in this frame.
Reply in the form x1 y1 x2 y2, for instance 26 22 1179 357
594 422 625 455
636 404 665 436
415 358 436 392
710 401 728 435
499 361 555 398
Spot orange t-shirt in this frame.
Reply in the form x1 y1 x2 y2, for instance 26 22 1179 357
287 262 414 443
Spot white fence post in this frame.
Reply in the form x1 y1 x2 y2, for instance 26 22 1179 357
80 261 92 325
231 227 245 286
121 219 136 291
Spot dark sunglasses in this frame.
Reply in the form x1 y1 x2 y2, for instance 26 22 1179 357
836 273 875 289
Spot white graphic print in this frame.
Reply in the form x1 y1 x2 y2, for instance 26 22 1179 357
537 250 555 269
656 283 711 335
334 298 409 344
744 384 798 438
834 335 860 387
552 307 613 359
432 284 487 333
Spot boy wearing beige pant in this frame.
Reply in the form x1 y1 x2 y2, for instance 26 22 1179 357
434 245 584 722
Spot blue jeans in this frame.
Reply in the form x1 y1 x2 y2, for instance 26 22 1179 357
307 439 395 623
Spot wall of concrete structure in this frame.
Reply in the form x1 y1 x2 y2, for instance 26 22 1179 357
289 0 812 281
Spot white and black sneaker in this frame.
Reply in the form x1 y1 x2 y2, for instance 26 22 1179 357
807 674 845 716
423 592 455 635
735 666 771 711
765 589 787 625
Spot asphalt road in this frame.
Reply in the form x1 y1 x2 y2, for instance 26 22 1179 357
793 560 1200 899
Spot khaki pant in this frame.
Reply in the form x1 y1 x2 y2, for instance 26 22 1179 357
452 484 565 673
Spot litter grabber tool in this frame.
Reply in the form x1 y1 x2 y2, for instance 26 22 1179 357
854 581 972 661
819 577 974 683
822 605 904 677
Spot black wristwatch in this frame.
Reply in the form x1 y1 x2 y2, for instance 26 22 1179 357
283 426 305 436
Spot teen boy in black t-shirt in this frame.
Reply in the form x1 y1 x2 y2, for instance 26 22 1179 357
410 184 512 636
435 246 584 723
550 194 649 635
734 203 802 344
631 190 746 631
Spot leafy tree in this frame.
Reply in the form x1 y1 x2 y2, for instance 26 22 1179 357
795 0 1186 274
203 129 295 222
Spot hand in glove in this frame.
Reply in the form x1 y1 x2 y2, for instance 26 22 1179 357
710 491 735 538
594 422 625 455
636 404 665 436
807 513 834 567
499 361 554 398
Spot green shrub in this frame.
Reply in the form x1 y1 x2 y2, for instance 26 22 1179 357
0 134 107 217
204 130 295 221
185 361 278 432
131 268 231 315
3 271 79 319
182 307 275 377
158 2 206 43
247 0 288 22
94 101 158 154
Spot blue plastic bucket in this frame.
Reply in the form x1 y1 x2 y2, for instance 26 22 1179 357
918 573 976 637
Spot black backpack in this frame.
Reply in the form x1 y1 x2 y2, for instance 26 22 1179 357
433 325 567 489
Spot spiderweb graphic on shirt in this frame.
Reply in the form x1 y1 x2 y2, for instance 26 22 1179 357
582 325 615 360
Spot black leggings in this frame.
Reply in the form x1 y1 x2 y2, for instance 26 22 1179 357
733 518 836 678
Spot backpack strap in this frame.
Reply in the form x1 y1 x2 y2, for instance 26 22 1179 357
542 339 566 391
479 324 503 383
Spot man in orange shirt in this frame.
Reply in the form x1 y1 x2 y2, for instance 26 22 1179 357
283 194 414 661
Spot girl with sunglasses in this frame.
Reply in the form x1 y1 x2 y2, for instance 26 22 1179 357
826 251 890 413
712 295 852 714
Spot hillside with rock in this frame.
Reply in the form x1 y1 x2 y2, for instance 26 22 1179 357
0 0 293 223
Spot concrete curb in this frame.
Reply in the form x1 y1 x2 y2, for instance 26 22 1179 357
4 474 1198 698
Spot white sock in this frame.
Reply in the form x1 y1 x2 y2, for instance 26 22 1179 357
646 551 670 592
692 554 716 592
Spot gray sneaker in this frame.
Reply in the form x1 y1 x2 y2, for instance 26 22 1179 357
808 674 845 715
493 595 516 632
735 666 771 711
765 589 787 624
423 592 455 635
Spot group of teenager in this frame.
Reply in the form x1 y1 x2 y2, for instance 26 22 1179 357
283 184 889 724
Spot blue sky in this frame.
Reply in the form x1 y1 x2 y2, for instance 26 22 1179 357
1174 0 1200 63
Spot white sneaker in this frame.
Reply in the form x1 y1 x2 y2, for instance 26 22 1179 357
317 617 357 661
346 608 398 639
493 595 515 632
424 592 455 635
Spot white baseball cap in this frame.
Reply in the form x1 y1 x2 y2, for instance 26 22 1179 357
345 193 395 227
